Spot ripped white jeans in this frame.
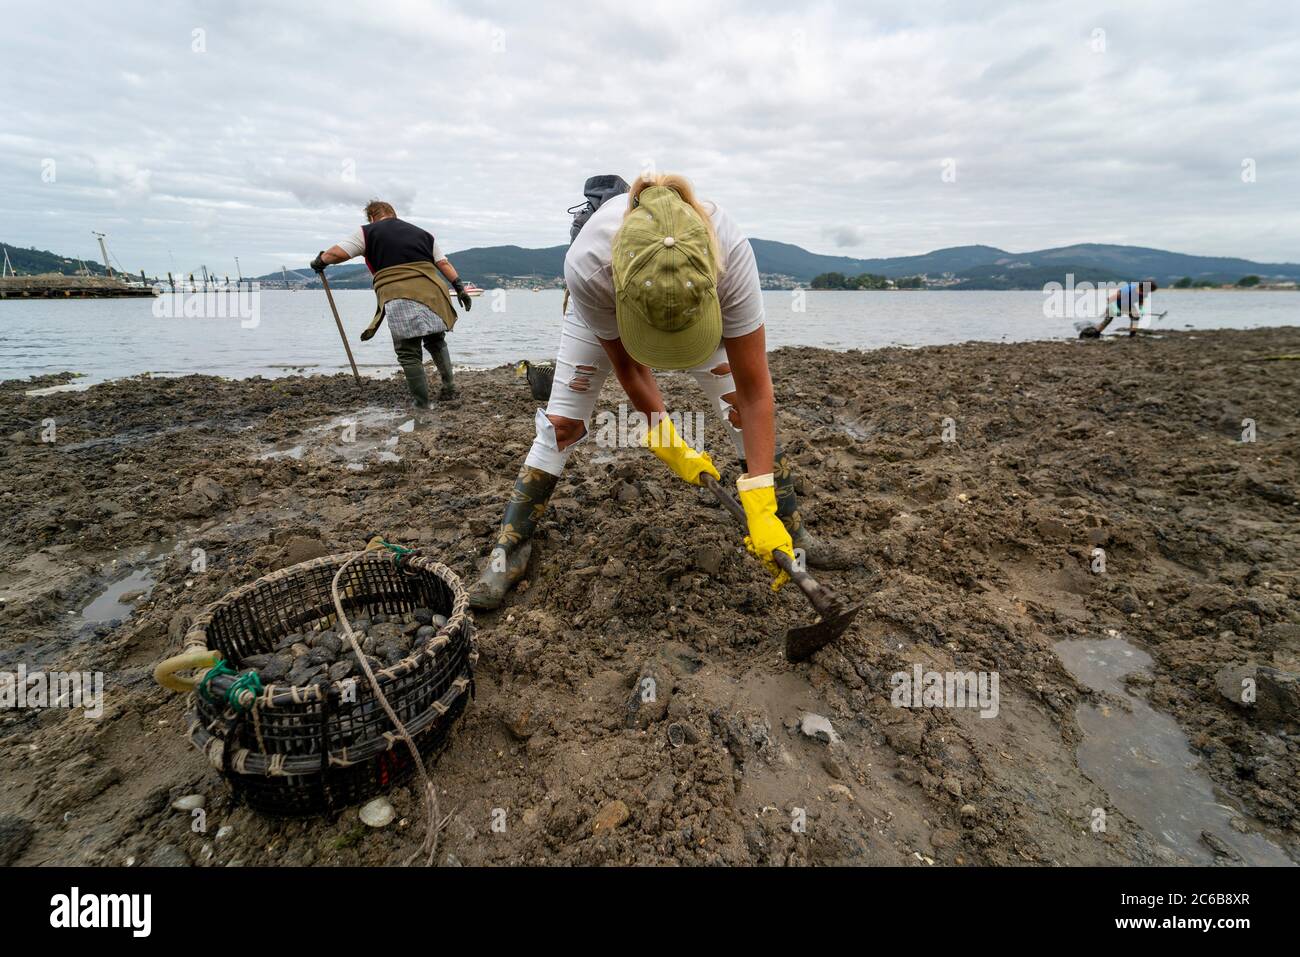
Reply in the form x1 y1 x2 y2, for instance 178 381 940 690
524 304 747 476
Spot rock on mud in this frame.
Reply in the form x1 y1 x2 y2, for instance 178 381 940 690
360 797 396 828
591 800 630 835
799 712 839 744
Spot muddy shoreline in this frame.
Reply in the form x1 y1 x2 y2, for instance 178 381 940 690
2 328 1298 867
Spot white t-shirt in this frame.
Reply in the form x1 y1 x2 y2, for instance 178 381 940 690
564 197 765 342
336 226 447 263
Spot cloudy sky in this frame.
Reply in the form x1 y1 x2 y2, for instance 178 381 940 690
2 0 1298 276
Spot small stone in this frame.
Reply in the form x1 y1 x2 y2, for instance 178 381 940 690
799 712 839 744
413 608 433 625
943 776 963 799
171 794 206 812
592 800 630 834
360 797 396 828
1214 664 1257 708
290 642 310 658
959 804 977 823
822 756 845 779
215 825 234 841
501 705 537 741
828 783 854 802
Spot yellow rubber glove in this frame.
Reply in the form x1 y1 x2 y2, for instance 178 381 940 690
642 415 721 486
737 474 795 591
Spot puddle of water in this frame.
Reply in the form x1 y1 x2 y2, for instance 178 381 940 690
258 407 423 468
75 567 156 627
1055 636 1294 866
71 539 179 630
0 541 177 672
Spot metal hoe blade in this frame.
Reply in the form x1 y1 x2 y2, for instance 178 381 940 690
784 601 861 662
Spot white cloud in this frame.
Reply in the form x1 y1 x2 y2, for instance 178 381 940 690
0 0 1296 275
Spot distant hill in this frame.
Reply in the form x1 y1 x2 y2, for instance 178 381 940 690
287 240 1300 289
748 240 1013 281
251 244 568 289
17 234 1298 291
0 242 108 277
978 244 1300 286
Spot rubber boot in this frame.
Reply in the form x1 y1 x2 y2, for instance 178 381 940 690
395 339 431 408
772 449 853 570
468 465 560 610
429 334 456 399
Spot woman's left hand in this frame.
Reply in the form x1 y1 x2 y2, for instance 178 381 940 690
737 476 794 590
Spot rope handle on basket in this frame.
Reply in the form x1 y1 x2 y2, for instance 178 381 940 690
154 647 223 693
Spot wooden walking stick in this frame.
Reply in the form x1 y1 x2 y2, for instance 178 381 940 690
319 270 362 386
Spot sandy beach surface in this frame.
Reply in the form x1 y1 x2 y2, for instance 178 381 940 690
1 327 1297 867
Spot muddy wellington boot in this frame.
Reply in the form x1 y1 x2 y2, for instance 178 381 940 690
395 339 432 409
468 465 560 610
430 334 456 399
772 449 853 570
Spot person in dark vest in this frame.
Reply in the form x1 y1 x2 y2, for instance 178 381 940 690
311 200 474 405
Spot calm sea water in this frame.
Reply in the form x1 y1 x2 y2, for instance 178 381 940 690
1 289 1296 384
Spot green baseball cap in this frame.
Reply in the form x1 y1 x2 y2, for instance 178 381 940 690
612 186 722 370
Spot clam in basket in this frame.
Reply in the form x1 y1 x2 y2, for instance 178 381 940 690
154 547 475 817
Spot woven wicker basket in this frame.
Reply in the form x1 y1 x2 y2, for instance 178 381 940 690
183 550 475 817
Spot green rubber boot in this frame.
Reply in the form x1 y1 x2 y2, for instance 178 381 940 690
394 337 431 408
430 333 456 399
468 465 560 610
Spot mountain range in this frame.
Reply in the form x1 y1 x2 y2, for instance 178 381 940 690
253 240 1299 290
6 238 1297 290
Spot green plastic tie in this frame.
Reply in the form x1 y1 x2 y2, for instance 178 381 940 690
197 658 263 714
